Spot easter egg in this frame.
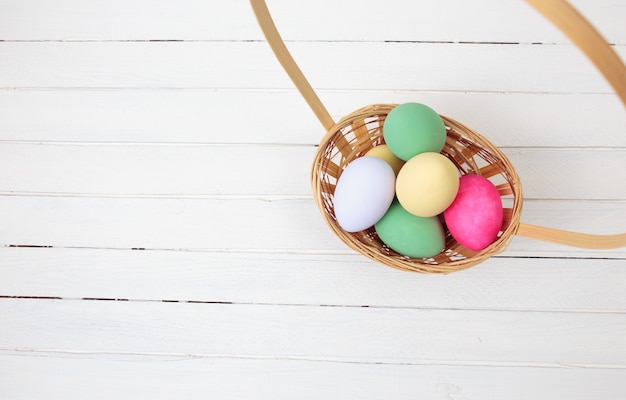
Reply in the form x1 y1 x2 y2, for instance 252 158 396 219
366 144 405 176
443 174 504 251
333 156 396 232
395 152 460 217
383 102 446 161
375 200 445 258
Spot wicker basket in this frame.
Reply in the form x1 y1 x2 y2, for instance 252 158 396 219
251 0 626 274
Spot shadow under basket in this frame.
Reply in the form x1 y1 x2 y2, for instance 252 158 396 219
311 104 522 274
251 0 626 273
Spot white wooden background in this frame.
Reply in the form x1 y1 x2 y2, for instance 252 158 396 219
1 0 625 398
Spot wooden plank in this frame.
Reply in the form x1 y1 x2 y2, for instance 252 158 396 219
0 143 624 200
1 351 625 400
1 298 625 365
0 90 623 147
0 0 624 44
0 143 315 197
1 247 625 312
0 41 623 93
0 196 623 258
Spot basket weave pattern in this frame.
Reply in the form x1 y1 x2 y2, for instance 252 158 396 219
311 104 522 273
252 0 626 273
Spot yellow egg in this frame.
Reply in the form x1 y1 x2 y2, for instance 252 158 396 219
366 145 405 176
396 152 460 217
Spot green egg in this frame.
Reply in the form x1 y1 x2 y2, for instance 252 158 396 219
383 102 446 161
375 200 445 258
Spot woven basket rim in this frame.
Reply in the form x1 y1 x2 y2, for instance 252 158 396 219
311 104 523 274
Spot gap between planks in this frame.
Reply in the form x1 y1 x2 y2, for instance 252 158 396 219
2 242 626 257
1 191 625 203
0 87 620 96
3 243 626 260
0 140 625 151
1 295 625 316
2 348 626 370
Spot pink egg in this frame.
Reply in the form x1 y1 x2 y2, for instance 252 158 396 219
443 175 503 251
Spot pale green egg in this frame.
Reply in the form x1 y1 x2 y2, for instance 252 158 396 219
375 199 445 258
383 102 446 161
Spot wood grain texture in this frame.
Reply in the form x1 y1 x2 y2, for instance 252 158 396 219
0 90 624 147
1 247 625 312
1 42 623 92
2 298 625 366
0 196 624 257
1 0 625 397
0 0 624 43
2 352 625 400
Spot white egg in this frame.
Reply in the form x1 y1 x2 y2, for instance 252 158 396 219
333 156 396 232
